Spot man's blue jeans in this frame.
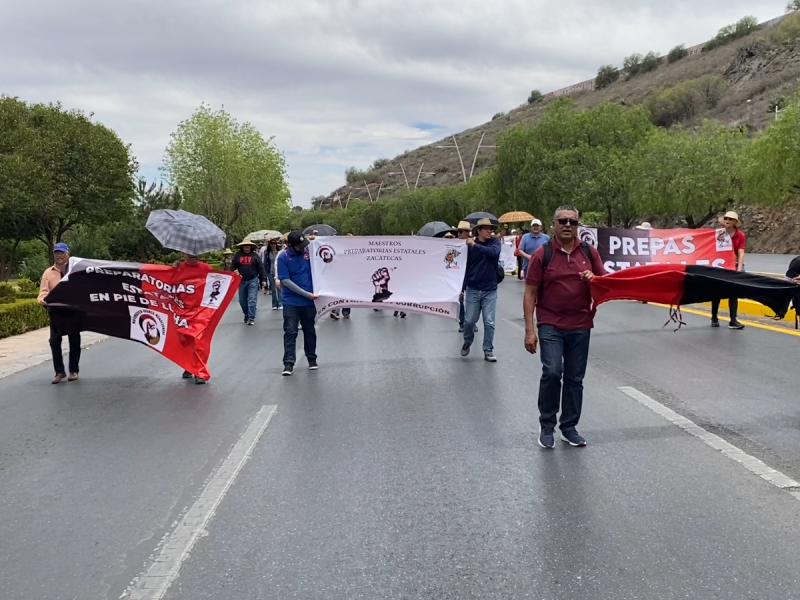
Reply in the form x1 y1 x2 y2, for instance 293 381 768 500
238 278 259 321
463 288 497 353
267 268 282 308
458 296 465 327
537 325 591 431
283 305 317 365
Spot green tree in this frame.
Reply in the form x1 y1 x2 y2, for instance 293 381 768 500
0 96 136 262
632 122 749 227
640 51 662 74
624 53 644 76
744 93 800 204
667 44 689 63
164 104 290 241
528 90 544 104
788 0 800 12
596 65 620 89
494 99 654 226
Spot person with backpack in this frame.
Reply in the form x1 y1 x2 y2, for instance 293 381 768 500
787 256 800 328
523 205 606 449
460 217 502 362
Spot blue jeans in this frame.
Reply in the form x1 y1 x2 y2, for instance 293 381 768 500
537 325 591 431
463 288 497 353
267 269 282 308
238 278 259 321
458 296 465 327
283 305 317 365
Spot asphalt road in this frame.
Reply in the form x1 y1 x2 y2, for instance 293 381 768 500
1 281 800 600
745 252 794 275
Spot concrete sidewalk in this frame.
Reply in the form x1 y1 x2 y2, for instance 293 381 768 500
0 328 107 379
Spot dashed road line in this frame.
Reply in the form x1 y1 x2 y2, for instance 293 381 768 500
619 386 800 493
121 404 278 600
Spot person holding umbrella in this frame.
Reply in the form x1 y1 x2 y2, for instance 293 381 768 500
231 237 268 325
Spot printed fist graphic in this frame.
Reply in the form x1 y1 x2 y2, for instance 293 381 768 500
371 267 393 302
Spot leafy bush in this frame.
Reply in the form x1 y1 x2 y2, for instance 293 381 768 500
704 15 760 52
770 10 800 45
640 51 662 74
528 89 544 104
15 277 37 293
646 76 728 127
19 252 50 284
16 292 39 300
668 44 689 63
769 95 789 113
624 53 644 76
492 112 506 120
0 299 50 339
0 283 16 304
371 158 390 170
596 65 620 88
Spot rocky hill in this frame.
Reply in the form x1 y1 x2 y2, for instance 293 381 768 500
314 16 800 254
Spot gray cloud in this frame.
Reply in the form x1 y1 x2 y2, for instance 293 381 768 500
1 0 787 205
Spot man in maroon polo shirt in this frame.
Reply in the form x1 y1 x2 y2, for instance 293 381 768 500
523 205 606 449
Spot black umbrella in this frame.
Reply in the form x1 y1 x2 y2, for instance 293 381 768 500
417 221 456 237
464 211 499 226
303 224 337 237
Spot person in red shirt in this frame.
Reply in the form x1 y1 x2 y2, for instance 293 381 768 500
173 252 213 384
523 205 606 449
711 211 746 330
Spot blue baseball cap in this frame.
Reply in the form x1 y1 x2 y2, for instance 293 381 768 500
53 242 69 253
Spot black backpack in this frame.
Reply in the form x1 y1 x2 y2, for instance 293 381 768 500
538 240 593 302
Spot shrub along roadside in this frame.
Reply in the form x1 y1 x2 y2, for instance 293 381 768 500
0 299 50 340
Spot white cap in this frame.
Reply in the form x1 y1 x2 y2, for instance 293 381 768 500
531 219 542 226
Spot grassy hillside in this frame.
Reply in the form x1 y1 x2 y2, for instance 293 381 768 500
316 22 800 210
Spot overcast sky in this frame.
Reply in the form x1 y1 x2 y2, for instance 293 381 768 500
0 0 787 208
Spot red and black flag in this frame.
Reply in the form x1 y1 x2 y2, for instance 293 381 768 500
590 264 800 319
44 258 240 379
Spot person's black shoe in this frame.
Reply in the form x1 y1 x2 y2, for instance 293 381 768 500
460 343 471 357
393 311 399 317
458 325 464 333
711 318 720 328
538 426 555 449
561 428 587 447
308 359 318 370
247 319 255 326
729 320 745 330
399 312 406 318
194 376 207 385
473 325 478 332
282 364 293 376
182 370 193 379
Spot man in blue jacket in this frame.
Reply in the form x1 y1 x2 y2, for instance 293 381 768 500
461 217 502 362
277 231 319 376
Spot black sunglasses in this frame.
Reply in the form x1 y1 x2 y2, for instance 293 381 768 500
556 218 580 226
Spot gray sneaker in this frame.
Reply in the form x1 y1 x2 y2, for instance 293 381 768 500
460 344 471 357
484 353 497 362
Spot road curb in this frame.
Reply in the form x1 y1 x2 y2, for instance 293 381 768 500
697 299 797 324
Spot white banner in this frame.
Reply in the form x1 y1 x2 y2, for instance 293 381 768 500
309 236 467 320
499 237 516 273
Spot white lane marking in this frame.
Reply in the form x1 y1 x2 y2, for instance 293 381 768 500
619 387 800 491
121 404 278 600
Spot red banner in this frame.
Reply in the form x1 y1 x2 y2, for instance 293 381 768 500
577 227 736 272
45 259 240 379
